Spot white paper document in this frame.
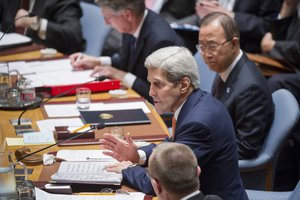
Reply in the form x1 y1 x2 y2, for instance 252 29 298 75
23 131 55 145
51 161 122 185
35 187 145 200
44 101 151 118
0 32 32 47
56 150 118 162
36 118 84 132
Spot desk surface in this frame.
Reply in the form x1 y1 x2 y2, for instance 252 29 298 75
0 90 168 183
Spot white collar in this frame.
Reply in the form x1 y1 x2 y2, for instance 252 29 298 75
132 9 148 39
181 190 201 200
219 49 243 82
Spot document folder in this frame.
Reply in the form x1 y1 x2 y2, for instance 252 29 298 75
80 109 151 126
47 79 120 96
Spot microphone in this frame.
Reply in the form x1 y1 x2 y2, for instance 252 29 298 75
16 75 107 126
0 12 37 41
15 123 106 164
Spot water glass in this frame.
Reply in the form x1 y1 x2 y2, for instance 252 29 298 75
109 126 124 139
76 87 91 109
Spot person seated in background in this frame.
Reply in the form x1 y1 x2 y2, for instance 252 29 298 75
70 0 182 103
0 0 85 54
261 0 300 105
175 0 281 53
198 12 274 159
148 142 222 200
100 46 248 200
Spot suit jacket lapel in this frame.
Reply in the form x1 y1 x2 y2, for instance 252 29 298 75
218 53 247 102
127 11 151 72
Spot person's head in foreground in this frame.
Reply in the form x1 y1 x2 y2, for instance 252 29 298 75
148 142 201 200
145 46 200 114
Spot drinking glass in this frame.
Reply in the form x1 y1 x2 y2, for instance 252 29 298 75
76 87 91 109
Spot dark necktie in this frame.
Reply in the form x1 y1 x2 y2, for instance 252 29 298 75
15 0 30 34
129 36 136 67
213 76 226 99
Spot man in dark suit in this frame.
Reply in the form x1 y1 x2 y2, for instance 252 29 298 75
0 0 85 54
100 46 248 200
198 12 274 159
261 0 300 105
148 142 222 200
177 0 281 53
70 0 182 103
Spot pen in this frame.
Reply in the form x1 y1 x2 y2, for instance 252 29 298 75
75 53 82 64
71 124 91 134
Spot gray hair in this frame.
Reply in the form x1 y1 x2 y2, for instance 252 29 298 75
148 142 200 195
200 12 240 41
95 0 145 16
145 46 200 89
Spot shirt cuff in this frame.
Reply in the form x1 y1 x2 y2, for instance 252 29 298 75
123 73 136 88
138 149 147 165
38 18 47 40
99 56 112 66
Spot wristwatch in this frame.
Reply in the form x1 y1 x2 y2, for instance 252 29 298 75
30 17 40 31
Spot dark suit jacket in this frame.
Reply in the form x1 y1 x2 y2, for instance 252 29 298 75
232 0 281 53
212 53 274 159
269 13 300 70
0 0 85 54
188 192 223 200
111 10 183 103
122 89 248 200
178 0 281 53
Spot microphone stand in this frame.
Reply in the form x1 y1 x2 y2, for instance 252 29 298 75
16 123 106 163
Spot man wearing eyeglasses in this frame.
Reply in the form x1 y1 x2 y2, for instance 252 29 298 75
70 0 183 103
198 12 274 160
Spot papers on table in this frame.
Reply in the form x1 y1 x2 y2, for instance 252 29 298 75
0 32 32 48
44 101 151 118
23 131 55 145
56 150 117 162
35 187 145 200
36 118 85 132
6 131 55 146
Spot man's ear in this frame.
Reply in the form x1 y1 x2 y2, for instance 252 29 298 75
196 165 201 177
150 177 162 195
180 77 191 94
232 37 239 51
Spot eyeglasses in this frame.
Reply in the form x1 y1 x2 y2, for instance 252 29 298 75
196 39 231 53
103 13 118 21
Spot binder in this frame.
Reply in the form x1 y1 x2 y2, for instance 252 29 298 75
47 79 120 96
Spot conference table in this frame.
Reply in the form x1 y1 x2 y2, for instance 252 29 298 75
0 45 168 199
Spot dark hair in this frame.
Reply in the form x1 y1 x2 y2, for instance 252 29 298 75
95 0 145 16
200 12 240 40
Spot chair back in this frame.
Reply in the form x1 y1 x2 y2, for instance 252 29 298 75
239 89 299 190
194 53 216 92
80 2 111 56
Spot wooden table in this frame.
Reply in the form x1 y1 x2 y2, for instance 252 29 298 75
0 89 169 181
0 44 64 62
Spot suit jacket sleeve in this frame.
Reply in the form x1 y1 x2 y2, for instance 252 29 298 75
233 85 272 159
269 15 300 69
234 0 281 53
27 0 85 54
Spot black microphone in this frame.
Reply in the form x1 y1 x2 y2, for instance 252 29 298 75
16 123 106 163
16 75 107 126
0 12 37 41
